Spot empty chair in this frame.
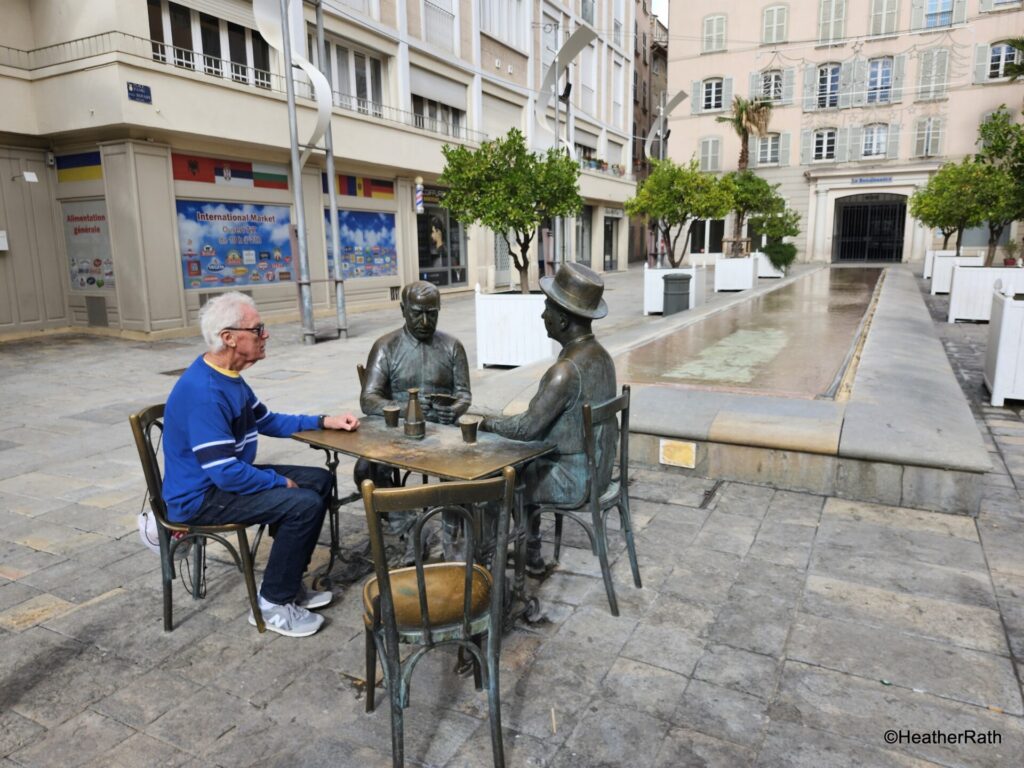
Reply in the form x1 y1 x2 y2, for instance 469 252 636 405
129 404 265 632
361 466 515 768
531 384 641 616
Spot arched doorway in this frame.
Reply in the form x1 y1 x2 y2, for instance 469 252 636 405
833 193 906 262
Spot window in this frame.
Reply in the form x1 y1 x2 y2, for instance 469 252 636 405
700 137 721 171
417 204 465 287
870 0 898 36
481 0 526 49
867 57 893 103
642 81 648 111
762 69 784 100
582 0 595 26
862 123 888 156
703 15 726 53
814 128 837 160
925 0 953 28
147 0 165 61
199 13 221 76
168 1 193 69
818 63 840 108
642 32 648 63
818 0 846 44
759 133 781 164
542 13 558 67
914 117 942 156
989 43 1019 79
633 69 639 102
613 0 624 47
763 6 788 44
613 59 624 126
703 78 724 110
413 96 464 138
917 48 949 100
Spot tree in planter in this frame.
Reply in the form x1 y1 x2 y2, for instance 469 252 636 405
438 128 582 294
721 171 778 258
909 159 987 257
976 107 1024 264
749 196 802 271
716 96 773 254
624 158 734 268
971 163 1022 266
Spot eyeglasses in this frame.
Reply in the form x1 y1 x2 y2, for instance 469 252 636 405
224 324 266 337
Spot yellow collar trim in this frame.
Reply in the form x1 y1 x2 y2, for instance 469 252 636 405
204 357 240 378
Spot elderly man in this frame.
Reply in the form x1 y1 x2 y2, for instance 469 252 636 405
481 263 617 573
162 292 359 638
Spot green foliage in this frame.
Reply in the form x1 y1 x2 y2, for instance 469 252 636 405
438 128 582 292
625 158 734 267
975 108 1024 264
1003 37 1024 81
763 242 797 272
715 97 773 170
909 159 988 255
722 171 779 253
750 200 802 242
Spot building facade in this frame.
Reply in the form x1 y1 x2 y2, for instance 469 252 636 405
0 0 636 338
666 0 1022 263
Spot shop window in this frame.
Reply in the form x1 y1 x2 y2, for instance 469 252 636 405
417 201 466 287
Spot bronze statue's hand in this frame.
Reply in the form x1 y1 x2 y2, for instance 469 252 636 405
434 404 456 424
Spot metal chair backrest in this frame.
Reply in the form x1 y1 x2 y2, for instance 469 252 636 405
361 467 515 646
357 363 367 390
582 384 630 501
129 403 170 526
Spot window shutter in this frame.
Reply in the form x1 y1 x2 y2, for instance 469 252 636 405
974 44 990 84
802 64 817 110
886 123 900 158
711 138 721 171
818 0 829 42
722 77 734 108
838 61 854 108
952 0 966 24
891 54 906 102
801 129 813 164
914 119 927 156
835 127 849 162
749 72 760 98
930 118 943 156
934 49 949 97
701 138 711 170
834 0 847 39
910 0 924 30
763 8 772 42
852 59 868 107
780 68 794 104
918 49 934 100
748 136 758 168
692 80 703 113
849 126 863 160
779 132 791 165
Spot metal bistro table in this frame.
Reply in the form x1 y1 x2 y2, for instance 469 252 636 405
293 417 554 625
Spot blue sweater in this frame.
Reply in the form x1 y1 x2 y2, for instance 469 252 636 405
162 356 318 522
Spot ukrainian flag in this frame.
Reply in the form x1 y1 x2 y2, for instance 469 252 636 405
56 152 103 183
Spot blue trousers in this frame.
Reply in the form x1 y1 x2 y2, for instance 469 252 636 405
190 465 331 605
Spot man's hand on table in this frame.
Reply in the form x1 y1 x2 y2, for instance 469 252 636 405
433 404 457 425
324 413 360 431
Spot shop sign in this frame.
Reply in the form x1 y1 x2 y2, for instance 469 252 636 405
604 207 625 218
176 200 293 290
62 199 115 292
325 209 398 279
851 176 893 185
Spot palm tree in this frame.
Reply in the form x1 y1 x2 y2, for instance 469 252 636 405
715 96 774 171
1005 37 1024 81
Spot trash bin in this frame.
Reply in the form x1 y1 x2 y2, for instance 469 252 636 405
662 273 691 316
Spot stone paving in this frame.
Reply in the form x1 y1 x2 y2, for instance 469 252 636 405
0 266 1022 767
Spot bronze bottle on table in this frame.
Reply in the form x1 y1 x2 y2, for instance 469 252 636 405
404 387 425 439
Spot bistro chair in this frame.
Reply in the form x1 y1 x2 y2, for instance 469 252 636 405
129 404 266 633
361 466 515 768
530 384 641 616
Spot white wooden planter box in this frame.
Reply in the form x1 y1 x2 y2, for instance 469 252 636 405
643 264 705 315
754 251 785 279
984 285 1024 406
931 253 985 295
924 249 955 280
948 266 1024 322
474 286 556 369
714 255 757 292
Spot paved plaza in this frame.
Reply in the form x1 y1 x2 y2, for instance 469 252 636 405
0 265 1023 767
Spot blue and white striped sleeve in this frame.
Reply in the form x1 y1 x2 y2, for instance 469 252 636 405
186 404 286 494
249 389 318 437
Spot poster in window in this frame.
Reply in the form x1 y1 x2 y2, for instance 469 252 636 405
324 209 398 278
62 199 115 292
176 200 293 290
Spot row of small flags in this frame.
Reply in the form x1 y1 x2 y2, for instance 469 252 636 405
58 150 396 201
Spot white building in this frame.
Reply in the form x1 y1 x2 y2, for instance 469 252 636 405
665 0 1022 263
0 0 636 338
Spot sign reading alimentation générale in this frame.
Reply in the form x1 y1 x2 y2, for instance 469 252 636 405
176 200 293 290
62 199 115 292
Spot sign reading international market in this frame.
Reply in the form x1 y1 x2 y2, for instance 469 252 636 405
176 200 293 290
62 199 115 292
324 209 398 279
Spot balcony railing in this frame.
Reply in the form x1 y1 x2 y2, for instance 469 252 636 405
0 32 487 144
424 1 455 53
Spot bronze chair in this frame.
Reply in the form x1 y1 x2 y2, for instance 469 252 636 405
361 467 515 768
129 404 266 633
531 384 641 616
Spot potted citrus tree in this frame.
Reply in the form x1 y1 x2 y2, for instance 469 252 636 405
439 128 582 367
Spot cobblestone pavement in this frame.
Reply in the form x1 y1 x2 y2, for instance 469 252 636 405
0 268 1022 767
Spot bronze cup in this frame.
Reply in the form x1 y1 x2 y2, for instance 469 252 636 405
458 415 480 444
382 405 400 428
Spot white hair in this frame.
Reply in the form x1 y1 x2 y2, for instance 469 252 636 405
199 292 256 352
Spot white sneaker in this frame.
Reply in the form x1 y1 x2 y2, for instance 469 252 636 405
249 601 324 637
295 582 333 610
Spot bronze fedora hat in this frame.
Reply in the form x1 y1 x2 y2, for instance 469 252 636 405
540 262 608 320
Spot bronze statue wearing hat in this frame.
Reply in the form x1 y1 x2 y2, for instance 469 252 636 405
481 262 617 573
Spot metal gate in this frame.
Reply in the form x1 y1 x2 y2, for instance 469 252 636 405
833 194 906 262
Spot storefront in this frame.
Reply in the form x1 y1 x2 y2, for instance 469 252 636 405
415 187 467 288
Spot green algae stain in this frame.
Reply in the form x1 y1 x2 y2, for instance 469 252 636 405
664 329 788 384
